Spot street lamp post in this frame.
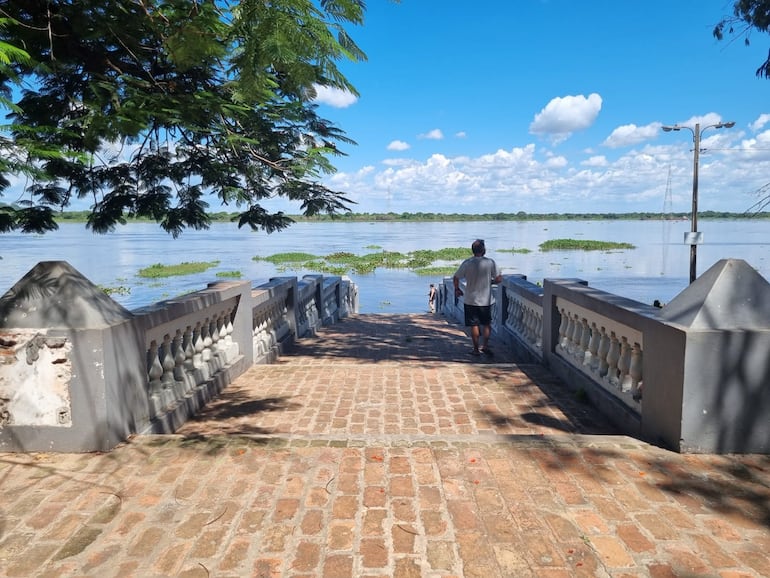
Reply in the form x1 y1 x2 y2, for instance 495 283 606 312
661 121 735 284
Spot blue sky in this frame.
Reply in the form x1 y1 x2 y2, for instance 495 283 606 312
302 0 770 215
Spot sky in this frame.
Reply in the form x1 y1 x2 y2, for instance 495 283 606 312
299 0 770 216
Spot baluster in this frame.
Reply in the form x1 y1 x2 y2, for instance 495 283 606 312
264 310 272 351
630 344 643 401
534 312 543 348
225 309 239 358
201 318 213 363
520 306 529 341
579 318 591 365
606 332 620 386
557 308 568 351
183 325 195 371
210 315 221 352
192 322 204 369
564 313 575 355
617 337 632 391
569 315 583 360
147 340 163 397
505 299 515 332
173 329 187 391
255 313 266 358
157 334 172 384
587 322 600 370
224 309 234 347
597 327 610 377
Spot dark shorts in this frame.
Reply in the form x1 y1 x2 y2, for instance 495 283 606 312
464 304 492 326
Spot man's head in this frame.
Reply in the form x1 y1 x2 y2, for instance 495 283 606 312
472 239 485 256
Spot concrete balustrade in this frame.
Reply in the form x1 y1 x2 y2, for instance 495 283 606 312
2 257 768 454
440 258 770 454
0 262 358 452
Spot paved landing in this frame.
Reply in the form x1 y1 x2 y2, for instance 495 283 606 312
1 314 769 577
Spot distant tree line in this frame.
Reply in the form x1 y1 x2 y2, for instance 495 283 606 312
53 210 770 224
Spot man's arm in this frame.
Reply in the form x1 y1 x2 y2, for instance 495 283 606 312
453 275 463 296
492 261 502 284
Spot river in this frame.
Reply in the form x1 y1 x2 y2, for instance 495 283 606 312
1 219 768 313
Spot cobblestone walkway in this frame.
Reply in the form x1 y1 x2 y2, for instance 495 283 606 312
1 314 769 577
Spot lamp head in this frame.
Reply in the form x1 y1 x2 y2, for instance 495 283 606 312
661 125 680 132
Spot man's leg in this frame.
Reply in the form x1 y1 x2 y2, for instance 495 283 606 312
481 324 491 348
470 324 480 351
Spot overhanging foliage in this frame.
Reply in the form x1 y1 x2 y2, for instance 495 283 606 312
0 0 367 236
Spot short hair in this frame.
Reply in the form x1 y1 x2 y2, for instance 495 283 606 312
471 239 485 256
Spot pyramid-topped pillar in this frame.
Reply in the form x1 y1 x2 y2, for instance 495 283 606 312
643 259 770 453
0 261 147 452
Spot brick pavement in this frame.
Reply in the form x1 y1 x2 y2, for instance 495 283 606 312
1 313 769 577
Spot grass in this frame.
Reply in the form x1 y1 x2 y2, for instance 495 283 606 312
137 261 220 278
539 239 635 251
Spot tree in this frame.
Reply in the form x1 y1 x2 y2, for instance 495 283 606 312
713 2 770 215
713 0 770 78
0 0 367 236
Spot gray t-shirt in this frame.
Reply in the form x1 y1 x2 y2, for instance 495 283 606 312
454 256 501 306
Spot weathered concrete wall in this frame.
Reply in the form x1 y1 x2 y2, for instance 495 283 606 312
444 258 770 454
0 262 358 452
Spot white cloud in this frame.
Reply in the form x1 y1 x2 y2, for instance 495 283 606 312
684 112 725 127
663 112 724 131
750 114 770 132
529 93 603 142
311 84 358 108
455 131 467 138
582 155 609 167
545 156 568 168
387 140 410 151
418 129 444 140
382 158 415 167
603 122 662 148
325 130 763 215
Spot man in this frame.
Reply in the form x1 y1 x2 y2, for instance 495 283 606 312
428 283 437 313
453 239 502 356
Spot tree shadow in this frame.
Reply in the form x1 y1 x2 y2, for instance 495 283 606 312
176 393 302 437
471 361 620 436
286 313 494 364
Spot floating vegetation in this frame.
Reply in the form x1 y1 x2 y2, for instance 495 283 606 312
325 251 358 262
539 239 635 251
100 285 131 296
138 261 221 278
414 266 456 276
252 246 476 277
498 247 533 254
254 252 319 264
216 271 242 278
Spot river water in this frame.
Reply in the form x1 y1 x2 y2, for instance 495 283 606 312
1 219 768 313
